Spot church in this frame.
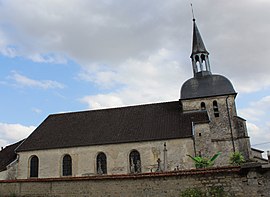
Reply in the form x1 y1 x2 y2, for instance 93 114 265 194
0 18 266 180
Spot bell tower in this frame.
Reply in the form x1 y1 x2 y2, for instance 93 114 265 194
180 16 252 165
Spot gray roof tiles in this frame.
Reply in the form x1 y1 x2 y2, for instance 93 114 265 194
0 140 23 172
17 101 209 152
181 74 237 100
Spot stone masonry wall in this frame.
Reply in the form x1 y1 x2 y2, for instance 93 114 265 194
17 138 194 179
0 166 269 197
181 95 252 166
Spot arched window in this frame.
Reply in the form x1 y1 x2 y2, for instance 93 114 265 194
29 155 39 178
213 100 219 117
62 154 72 176
96 152 107 175
129 150 141 173
201 102 206 110
201 54 206 70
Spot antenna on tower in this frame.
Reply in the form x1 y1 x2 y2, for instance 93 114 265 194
190 3 195 21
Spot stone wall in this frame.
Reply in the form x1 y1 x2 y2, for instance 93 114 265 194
17 138 194 179
0 165 269 197
181 95 252 165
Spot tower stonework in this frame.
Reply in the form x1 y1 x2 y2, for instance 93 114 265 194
180 19 252 165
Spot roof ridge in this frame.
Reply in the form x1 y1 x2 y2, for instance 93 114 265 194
49 100 180 117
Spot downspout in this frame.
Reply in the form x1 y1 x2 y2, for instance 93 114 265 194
226 96 235 152
191 121 197 156
163 142 167 171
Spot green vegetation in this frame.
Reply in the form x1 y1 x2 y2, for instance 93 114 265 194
229 151 245 166
180 188 204 197
180 186 226 197
187 152 221 168
208 186 226 197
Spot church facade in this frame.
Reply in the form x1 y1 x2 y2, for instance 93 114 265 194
0 19 263 180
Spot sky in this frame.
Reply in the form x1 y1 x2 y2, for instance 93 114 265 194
0 0 270 157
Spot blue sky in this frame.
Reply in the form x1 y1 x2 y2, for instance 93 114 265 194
0 0 270 157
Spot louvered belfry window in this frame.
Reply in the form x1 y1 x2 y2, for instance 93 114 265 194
213 100 219 117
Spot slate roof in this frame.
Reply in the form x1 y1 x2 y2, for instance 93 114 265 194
181 74 237 100
17 101 209 152
0 140 23 172
191 19 209 56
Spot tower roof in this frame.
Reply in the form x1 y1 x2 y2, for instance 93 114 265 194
191 19 209 57
181 17 236 99
180 74 237 99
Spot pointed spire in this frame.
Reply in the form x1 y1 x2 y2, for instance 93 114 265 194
189 8 211 77
191 19 209 56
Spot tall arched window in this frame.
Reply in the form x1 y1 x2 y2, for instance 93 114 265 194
213 100 219 117
201 102 206 110
62 154 72 176
96 152 107 175
129 150 141 173
29 155 39 178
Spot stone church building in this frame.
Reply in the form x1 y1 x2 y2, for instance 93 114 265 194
0 19 266 180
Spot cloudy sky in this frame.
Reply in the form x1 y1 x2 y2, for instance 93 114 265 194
0 0 269 156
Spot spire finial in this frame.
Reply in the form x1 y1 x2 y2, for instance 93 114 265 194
190 3 195 21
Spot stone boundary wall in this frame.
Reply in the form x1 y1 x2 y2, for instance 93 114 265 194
0 166 269 197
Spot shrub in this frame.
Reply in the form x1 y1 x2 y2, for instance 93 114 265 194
187 152 221 168
208 186 226 197
180 188 204 197
230 152 245 166
180 186 227 197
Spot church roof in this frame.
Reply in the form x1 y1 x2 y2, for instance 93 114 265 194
180 74 237 100
17 101 209 152
0 140 23 172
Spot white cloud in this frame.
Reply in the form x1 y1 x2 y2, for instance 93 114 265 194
79 48 189 109
239 96 270 121
32 108 42 114
10 71 65 89
28 53 67 64
238 95 270 153
81 94 124 109
0 1 268 94
0 122 35 148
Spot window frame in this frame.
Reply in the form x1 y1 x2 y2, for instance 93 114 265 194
29 155 39 178
96 152 107 175
129 149 141 173
62 154 72 176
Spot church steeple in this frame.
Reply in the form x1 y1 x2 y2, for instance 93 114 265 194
190 19 211 77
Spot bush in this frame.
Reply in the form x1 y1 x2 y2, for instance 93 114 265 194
187 152 221 169
208 186 226 197
180 188 204 197
180 186 227 197
230 152 245 166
